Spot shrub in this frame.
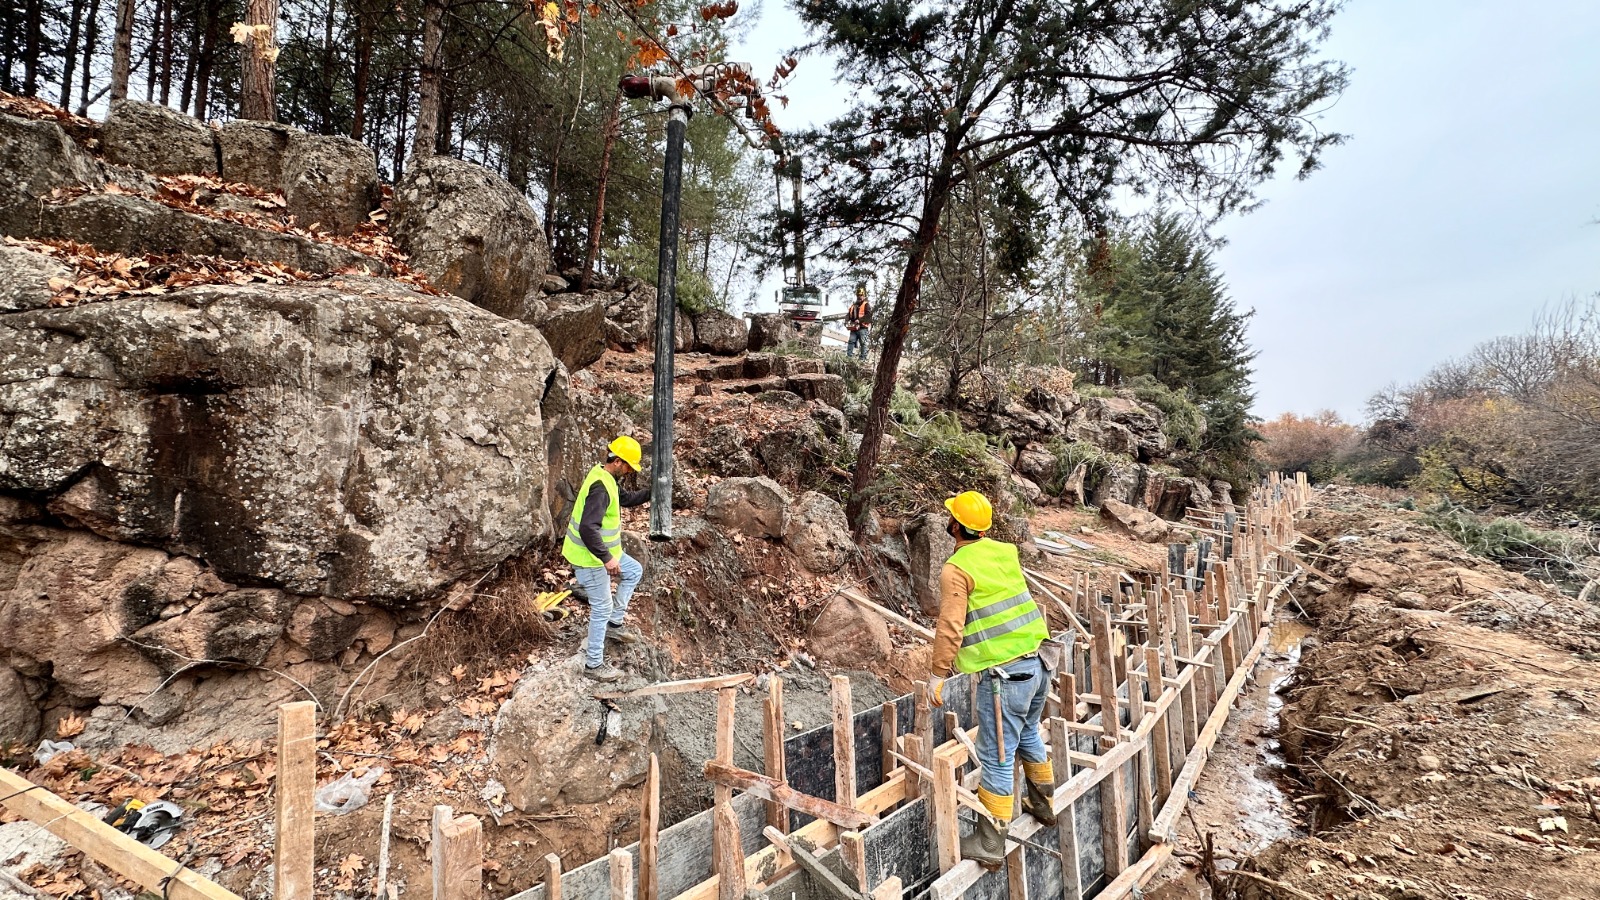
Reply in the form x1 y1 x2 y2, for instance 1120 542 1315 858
1039 439 1117 499
1423 499 1580 569
1126 375 1205 451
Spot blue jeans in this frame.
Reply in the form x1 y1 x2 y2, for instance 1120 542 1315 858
575 554 643 667
846 327 869 360
974 655 1050 796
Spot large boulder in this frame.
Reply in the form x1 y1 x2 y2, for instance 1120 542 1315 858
1077 396 1168 461
0 112 105 237
908 513 955 617
755 425 823 486
0 262 558 601
1099 499 1171 543
281 132 380 235
748 312 793 352
691 424 758 478
783 492 854 574
392 154 550 319
787 373 846 408
602 282 657 350
218 119 293 191
692 309 748 356
704 477 791 539
100 99 217 176
808 596 891 668
539 296 608 372
1091 459 1145 508
0 243 74 312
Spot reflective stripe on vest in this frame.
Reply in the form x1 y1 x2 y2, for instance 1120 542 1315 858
947 538 1047 673
562 465 622 568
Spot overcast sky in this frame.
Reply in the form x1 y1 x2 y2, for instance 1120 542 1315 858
731 1 1600 422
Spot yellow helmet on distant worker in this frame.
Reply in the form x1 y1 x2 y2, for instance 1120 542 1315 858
609 435 642 472
944 490 993 532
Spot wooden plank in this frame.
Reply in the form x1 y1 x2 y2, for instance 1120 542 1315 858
1142 647 1173 805
713 688 736 874
274 700 316 900
1090 608 1119 746
832 675 857 810
933 750 961 874
871 876 903 900
1005 843 1028 900
762 677 790 836
595 673 754 700
912 681 933 799
546 854 563 900
880 701 898 780
432 806 483 900
0 768 241 900
840 831 868 893
703 762 875 830
840 588 934 639
640 755 661 900
1047 718 1084 900
713 803 744 900
611 849 636 900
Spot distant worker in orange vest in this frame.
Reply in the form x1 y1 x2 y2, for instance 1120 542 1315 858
845 283 872 361
928 490 1059 869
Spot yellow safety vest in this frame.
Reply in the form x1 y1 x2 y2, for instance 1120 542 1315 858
562 465 621 568
947 538 1047 673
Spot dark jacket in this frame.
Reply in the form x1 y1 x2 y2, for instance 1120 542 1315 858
577 474 650 561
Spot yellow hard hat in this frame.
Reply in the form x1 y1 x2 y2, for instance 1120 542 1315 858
944 490 993 532
609 435 642 472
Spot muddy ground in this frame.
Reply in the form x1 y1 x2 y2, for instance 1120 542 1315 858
1150 487 1600 900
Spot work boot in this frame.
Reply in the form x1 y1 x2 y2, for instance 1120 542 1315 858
1023 779 1058 826
583 662 623 682
960 814 1006 870
606 623 643 645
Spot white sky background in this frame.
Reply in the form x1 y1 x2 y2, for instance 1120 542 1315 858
729 0 1600 422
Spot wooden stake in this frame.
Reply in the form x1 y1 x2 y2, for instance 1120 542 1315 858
1047 717 1084 900
545 854 562 900
1090 608 1119 747
713 802 744 900
762 677 790 836
881 701 899 779
713 686 736 871
1142 646 1173 806
933 749 961 874
1098 759 1129 878
274 701 315 900
611 849 635 900
831 675 857 809
703 762 876 830
640 755 661 900
377 793 395 900
430 806 482 900
913 681 934 799
840 831 868 893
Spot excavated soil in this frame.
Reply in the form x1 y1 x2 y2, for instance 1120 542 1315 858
1155 488 1600 900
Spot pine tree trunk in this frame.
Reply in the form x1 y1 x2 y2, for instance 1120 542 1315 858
192 0 220 119
145 0 159 101
59 0 86 108
23 0 43 97
179 7 199 114
412 0 445 159
239 0 278 121
846 165 956 532
109 0 134 102
76 0 100 113
319 0 336 131
350 4 374 139
580 89 622 291
158 0 174 105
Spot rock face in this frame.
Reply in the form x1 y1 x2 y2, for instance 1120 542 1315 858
692 424 758 478
691 309 748 355
1099 499 1172 543
808 596 891 668
787 373 846 408
0 111 105 236
392 154 550 319
218 120 293 190
0 243 73 312
281 133 380 235
601 281 658 350
704 477 791 539
908 513 955 616
783 492 854 574
747 312 794 351
0 666 41 743
100 100 217 176
538 296 608 372
755 425 823 487
0 261 558 601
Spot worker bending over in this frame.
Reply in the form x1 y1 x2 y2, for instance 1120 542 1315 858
929 490 1058 868
563 436 650 682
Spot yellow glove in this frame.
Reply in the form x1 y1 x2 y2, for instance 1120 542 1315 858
929 676 947 708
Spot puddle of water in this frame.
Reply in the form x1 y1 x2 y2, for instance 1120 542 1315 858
1270 618 1313 654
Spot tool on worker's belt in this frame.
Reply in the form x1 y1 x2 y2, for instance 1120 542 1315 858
991 674 1006 766
103 799 183 849
595 699 620 746
535 590 573 621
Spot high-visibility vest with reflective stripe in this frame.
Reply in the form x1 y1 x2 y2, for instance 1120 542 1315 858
947 538 1047 674
562 465 622 568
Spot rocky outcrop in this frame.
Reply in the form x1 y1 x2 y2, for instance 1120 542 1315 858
1099 499 1172 543
0 111 105 236
539 296 608 372
705 477 790 539
783 492 854 574
692 424 758 478
755 424 824 487
787 373 846 408
281 133 381 235
218 120 292 190
392 154 550 319
0 260 558 601
1074 396 1168 461
691 309 748 355
747 312 793 351
808 596 890 668
0 666 40 743
100 100 217 176
0 243 73 312
601 280 658 350
908 513 955 616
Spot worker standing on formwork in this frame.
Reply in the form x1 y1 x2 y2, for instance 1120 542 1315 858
928 490 1060 868
564 436 650 683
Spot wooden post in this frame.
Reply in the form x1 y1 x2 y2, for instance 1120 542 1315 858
611 849 635 900
713 686 736 878
1047 717 1084 900
881 701 899 780
1143 646 1173 806
431 806 483 900
1091 608 1119 747
640 755 660 900
712 802 745 900
933 749 961 874
544 854 562 900
762 677 790 836
274 701 315 900
831 675 857 809
840 831 868 893
1098 760 1129 878
913 681 934 799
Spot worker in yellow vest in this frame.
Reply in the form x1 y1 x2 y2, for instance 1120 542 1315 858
928 490 1057 868
563 436 650 682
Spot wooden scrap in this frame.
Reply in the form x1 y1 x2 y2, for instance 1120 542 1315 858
274 701 315 900
702 762 875 830
595 673 754 700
